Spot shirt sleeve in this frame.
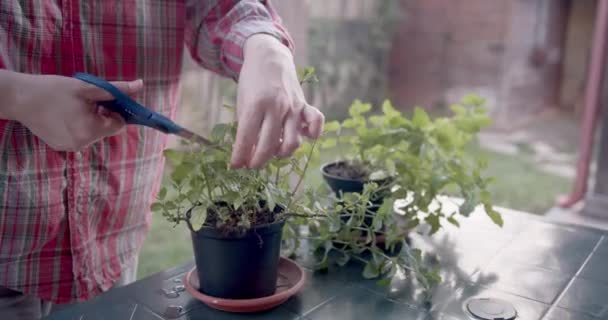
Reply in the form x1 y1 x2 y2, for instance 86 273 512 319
185 0 295 80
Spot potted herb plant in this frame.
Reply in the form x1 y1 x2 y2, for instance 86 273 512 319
299 95 501 292
317 96 502 246
151 118 321 299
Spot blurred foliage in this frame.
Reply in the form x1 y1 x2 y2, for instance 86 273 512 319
307 0 401 120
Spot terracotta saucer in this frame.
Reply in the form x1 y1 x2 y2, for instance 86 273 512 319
183 257 306 313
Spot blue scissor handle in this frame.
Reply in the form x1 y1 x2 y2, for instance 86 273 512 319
73 73 182 134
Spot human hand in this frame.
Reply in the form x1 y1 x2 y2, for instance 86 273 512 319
6 71 143 151
231 34 324 169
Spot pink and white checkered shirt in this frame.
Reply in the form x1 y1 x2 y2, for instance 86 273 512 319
0 0 293 304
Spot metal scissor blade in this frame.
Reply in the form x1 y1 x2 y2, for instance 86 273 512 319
176 128 227 152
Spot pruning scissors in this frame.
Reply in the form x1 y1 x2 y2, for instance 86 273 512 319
74 72 226 152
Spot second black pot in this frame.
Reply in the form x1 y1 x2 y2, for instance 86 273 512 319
321 161 393 207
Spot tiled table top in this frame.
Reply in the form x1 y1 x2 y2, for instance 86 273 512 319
46 210 608 320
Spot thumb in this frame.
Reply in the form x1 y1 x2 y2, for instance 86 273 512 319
300 104 324 139
89 111 126 139
79 79 144 102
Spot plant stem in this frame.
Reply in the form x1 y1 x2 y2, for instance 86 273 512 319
288 140 318 209
200 164 213 200
283 213 327 219
275 165 281 186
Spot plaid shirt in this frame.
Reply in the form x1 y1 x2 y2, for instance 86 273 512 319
0 0 293 304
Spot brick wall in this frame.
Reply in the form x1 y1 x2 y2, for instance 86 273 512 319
560 0 596 113
389 0 570 127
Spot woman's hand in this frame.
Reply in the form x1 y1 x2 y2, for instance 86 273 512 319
1 70 143 151
231 34 324 169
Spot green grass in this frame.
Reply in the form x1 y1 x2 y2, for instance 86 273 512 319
137 144 572 279
137 215 193 279
471 145 571 214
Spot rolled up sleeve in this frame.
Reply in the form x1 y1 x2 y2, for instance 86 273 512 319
185 0 295 80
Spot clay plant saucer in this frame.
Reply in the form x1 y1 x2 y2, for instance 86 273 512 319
183 257 306 313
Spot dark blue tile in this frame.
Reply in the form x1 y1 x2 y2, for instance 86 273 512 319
595 236 608 256
544 307 596 320
181 305 299 320
490 223 600 275
305 289 424 320
558 277 608 318
475 260 570 304
129 270 199 318
411 232 502 277
438 285 548 319
49 300 163 320
580 238 608 284
284 270 351 316
45 309 83 320
46 293 161 320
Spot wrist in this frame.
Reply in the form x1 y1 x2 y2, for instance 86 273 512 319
244 34 293 62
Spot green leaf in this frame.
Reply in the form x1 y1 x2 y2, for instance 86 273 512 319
190 205 208 231
447 215 460 227
342 118 358 128
412 107 431 128
459 193 478 217
157 187 167 200
321 138 337 149
381 100 399 116
163 149 184 166
298 66 318 84
265 187 276 211
324 121 341 132
150 203 163 212
424 269 442 286
406 218 420 229
369 115 384 127
211 123 230 141
328 213 341 233
450 104 467 115
349 101 372 117
412 248 423 262
222 104 236 113
424 214 441 234
376 277 391 287
376 200 392 219
461 94 485 106
171 163 193 183
486 206 504 227
317 260 329 272
164 201 177 210
363 261 380 279
372 251 383 265
186 189 200 203
336 252 350 266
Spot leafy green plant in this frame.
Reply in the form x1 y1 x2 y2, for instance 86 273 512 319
320 95 502 235
152 67 320 235
300 95 500 292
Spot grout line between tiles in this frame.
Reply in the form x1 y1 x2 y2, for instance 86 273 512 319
539 235 605 320
300 294 340 318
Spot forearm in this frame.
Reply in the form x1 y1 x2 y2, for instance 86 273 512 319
184 0 294 80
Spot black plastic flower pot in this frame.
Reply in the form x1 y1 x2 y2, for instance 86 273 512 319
321 161 393 208
190 218 285 299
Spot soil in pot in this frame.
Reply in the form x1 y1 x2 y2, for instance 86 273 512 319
190 202 285 300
